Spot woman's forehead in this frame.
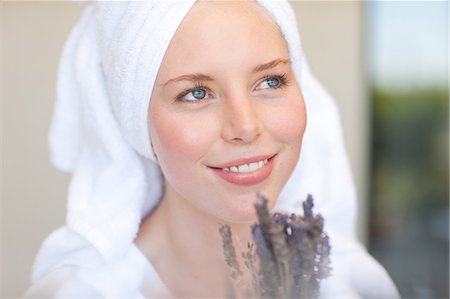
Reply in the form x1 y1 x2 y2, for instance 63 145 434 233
185 1 281 33
156 1 288 77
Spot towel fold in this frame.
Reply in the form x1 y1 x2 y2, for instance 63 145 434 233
46 1 197 268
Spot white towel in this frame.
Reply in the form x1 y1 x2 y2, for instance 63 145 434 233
34 0 362 286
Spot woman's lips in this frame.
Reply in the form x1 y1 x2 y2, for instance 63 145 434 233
209 155 276 186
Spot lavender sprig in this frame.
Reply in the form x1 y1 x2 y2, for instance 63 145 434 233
254 195 290 298
219 194 331 299
242 243 260 297
219 224 243 282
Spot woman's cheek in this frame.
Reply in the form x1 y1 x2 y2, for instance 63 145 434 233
153 111 218 170
268 99 306 145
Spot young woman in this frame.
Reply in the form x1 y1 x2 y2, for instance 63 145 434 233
26 1 400 298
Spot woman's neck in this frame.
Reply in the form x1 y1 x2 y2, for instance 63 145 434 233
136 185 255 298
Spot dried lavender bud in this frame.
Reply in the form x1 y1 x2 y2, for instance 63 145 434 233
316 234 332 279
253 194 279 296
251 224 278 299
303 194 314 219
254 194 275 253
242 243 260 298
272 212 290 225
291 195 331 298
254 196 290 267
254 194 291 298
219 224 243 281
289 221 316 297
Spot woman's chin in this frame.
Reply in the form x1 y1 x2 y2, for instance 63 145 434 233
215 194 278 224
219 211 257 224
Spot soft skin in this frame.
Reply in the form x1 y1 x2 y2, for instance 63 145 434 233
137 1 306 297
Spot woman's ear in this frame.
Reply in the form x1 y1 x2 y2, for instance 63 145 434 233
150 140 159 164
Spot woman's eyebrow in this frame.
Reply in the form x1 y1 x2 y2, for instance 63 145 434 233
162 73 213 87
252 58 290 74
162 58 290 87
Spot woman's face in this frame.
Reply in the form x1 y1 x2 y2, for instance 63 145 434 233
148 1 306 222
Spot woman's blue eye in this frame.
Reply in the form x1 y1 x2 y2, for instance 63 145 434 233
258 76 284 90
266 78 280 87
181 88 209 101
192 89 207 99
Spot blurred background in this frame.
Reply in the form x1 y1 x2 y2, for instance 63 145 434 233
367 2 448 298
1 1 448 298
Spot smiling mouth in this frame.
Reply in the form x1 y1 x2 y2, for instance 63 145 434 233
209 155 276 186
222 159 269 173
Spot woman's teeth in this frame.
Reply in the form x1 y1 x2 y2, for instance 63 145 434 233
223 159 268 173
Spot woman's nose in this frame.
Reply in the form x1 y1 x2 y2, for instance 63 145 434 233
220 94 264 144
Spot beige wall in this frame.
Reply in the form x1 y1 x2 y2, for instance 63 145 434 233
1 2 367 296
292 1 369 244
2 2 81 296
1 2 3 296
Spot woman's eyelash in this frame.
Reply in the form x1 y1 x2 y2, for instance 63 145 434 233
261 73 289 89
175 82 211 102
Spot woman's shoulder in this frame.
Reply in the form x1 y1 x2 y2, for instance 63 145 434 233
327 237 401 299
24 267 104 298
26 226 151 298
